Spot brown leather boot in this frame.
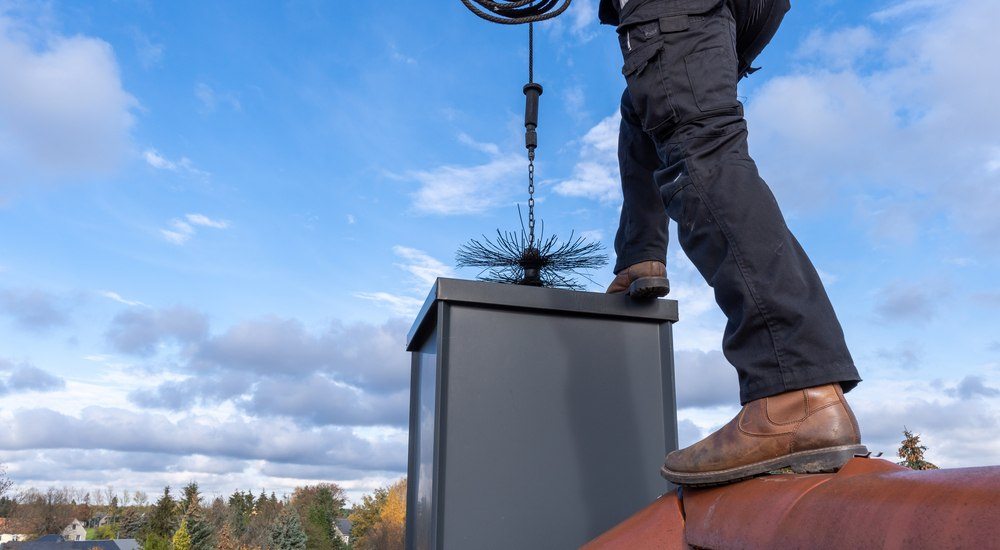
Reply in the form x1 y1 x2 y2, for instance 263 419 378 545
606 260 670 299
661 383 867 486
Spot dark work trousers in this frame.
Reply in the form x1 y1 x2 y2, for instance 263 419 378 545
612 0 861 403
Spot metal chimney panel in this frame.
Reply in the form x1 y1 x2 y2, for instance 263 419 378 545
405 278 679 550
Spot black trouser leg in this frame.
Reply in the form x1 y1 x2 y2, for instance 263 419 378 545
613 88 669 274
615 0 860 403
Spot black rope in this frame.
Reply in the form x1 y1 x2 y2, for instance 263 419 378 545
528 22 534 83
459 0 572 24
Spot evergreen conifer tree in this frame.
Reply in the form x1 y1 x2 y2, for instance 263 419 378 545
227 491 253 539
149 487 178 538
172 520 192 550
181 483 202 513
185 500 216 550
898 427 939 470
118 508 146 539
269 510 307 550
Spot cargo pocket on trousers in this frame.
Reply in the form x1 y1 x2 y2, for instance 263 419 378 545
684 46 738 112
622 42 677 134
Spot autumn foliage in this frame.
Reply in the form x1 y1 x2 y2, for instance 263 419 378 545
348 479 406 550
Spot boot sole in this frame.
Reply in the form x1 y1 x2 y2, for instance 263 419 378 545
627 277 670 299
661 444 869 487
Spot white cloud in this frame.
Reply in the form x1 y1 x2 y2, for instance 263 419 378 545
664 245 725 352
849 376 1000 467
404 132 527 215
0 360 66 394
674 349 741 409
392 245 453 289
457 132 500 157
746 0 1000 246
355 246 452 316
553 112 622 202
0 9 137 185
354 292 424 318
408 153 523 215
0 288 70 332
546 0 598 43
160 219 194 244
796 26 878 69
870 0 945 22
160 213 230 244
106 305 208 356
387 41 416 65
130 28 163 69
816 269 839 286
194 82 241 113
0 406 407 471
143 148 209 177
142 149 174 170
185 213 230 229
97 290 147 308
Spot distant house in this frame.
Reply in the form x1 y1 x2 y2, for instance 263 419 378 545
86 515 111 530
61 521 85 542
0 519 29 545
333 518 352 545
0 535 25 546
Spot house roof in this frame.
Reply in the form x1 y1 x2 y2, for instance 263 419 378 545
2 539 136 550
334 518 352 536
583 458 1000 549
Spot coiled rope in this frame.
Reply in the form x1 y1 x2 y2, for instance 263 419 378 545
458 0 573 25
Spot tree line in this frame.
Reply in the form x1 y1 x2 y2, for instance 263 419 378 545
0 427 936 549
0 470 405 550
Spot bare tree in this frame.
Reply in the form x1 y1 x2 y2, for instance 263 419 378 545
0 464 13 501
134 491 149 508
14 488 74 537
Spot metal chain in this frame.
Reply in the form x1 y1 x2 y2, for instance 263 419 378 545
528 155 535 247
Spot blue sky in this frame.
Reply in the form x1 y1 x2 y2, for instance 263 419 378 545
0 0 998 502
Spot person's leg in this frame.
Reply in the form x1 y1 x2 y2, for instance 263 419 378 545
615 0 865 484
608 88 671 297
619 0 859 404
611 0 790 281
613 88 669 274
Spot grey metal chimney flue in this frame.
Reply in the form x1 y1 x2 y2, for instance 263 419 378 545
405 278 679 550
